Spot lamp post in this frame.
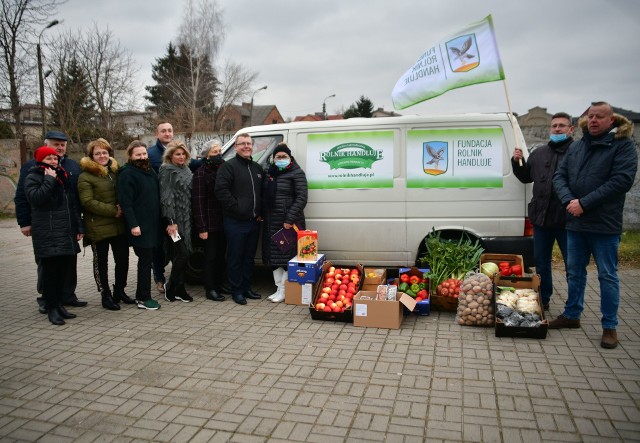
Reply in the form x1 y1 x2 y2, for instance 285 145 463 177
322 94 335 120
249 85 268 126
37 20 59 139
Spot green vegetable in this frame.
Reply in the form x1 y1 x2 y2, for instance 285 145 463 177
406 289 417 297
418 282 426 290
419 229 484 290
410 283 420 293
398 282 409 292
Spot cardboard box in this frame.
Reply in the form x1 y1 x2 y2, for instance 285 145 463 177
480 253 524 273
362 268 387 291
493 274 548 339
297 230 318 261
308 261 364 323
284 281 317 306
288 254 326 284
353 291 417 329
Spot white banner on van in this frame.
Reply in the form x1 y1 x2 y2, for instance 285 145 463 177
306 131 394 189
391 15 505 110
406 127 503 188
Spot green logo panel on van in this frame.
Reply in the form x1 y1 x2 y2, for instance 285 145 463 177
307 131 394 189
407 127 504 188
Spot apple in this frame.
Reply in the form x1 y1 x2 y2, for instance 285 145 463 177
318 294 329 303
332 306 342 313
326 277 335 285
328 294 336 301
347 287 356 294
330 289 338 296
335 273 343 280
336 300 344 308
315 302 326 311
344 301 352 309
322 287 331 294
329 266 336 273
326 271 335 279
339 284 347 291
323 306 332 312
338 290 346 297
350 269 359 275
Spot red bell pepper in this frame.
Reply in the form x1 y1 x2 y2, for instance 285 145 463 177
509 264 522 276
400 274 410 283
498 262 510 270
500 267 512 276
409 275 421 285
417 289 428 300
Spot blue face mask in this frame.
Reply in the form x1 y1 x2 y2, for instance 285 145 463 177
549 133 568 143
275 159 290 168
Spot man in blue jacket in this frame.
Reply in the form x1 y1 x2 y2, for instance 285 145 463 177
551 102 638 349
14 130 88 312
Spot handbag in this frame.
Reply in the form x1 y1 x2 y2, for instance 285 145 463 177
271 224 299 253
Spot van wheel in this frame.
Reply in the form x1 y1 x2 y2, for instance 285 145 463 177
185 244 205 284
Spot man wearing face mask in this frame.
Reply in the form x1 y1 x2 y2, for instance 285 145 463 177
511 112 574 312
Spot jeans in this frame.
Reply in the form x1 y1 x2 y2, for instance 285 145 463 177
533 225 567 305
563 230 621 329
93 235 130 293
224 217 260 295
202 231 227 292
133 246 153 301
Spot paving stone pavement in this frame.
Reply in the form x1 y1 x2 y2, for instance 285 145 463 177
0 218 639 442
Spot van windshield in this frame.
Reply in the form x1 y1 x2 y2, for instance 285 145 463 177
222 134 284 166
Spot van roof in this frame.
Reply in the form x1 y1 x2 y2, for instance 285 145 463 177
236 112 514 135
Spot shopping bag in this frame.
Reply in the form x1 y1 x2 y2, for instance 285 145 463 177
271 225 298 253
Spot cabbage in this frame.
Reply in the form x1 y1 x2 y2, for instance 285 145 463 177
481 262 499 277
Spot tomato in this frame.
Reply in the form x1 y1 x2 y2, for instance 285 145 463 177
400 274 410 283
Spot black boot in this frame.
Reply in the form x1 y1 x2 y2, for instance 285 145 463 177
206 289 225 302
57 305 77 319
101 289 121 311
48 308 65 325
113 285 135 304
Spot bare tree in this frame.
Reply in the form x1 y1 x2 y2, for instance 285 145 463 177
177 0 225 133
0 0 65 138
76 24 139 139
213 60 258 132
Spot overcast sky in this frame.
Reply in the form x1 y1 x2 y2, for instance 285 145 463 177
49 0 640 121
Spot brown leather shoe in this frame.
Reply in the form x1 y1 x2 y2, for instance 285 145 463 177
548 315 581 329
601 329 618 349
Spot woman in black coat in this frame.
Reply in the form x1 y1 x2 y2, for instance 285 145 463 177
24 146 84 325
262 143 308 303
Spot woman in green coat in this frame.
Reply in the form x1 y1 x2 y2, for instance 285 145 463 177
78 138 133 310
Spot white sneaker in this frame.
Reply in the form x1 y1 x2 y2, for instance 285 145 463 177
270 292 285 303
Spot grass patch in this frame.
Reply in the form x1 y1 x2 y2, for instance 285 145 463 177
552 230 640 267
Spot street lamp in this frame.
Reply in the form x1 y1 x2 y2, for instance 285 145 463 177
249 85 268 126
37 20 59 139
322 94 335 120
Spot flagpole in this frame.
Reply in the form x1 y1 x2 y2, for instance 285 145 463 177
502 79 523 166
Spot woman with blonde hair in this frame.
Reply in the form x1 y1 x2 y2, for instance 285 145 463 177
159 141 194 302
78 138 132 310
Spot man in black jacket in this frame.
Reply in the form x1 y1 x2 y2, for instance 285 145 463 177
214 133 263 305
511 112 574 311
550 102 638 349
14 131 88 312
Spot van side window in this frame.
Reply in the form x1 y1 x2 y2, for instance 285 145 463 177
223 135 284 165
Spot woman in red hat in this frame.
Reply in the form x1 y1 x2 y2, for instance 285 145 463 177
24 146 84 325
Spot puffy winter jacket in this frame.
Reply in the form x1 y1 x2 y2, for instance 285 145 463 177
553 114 638 235
78 157 126 243
261 161 308 266
24 164 83 259
215 154 263 220
511 138 572 228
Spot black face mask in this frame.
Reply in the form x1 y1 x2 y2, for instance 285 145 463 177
205 155 224 167
130 158 151 171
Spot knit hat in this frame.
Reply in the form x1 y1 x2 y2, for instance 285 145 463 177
34 146 58 163
273 143 292 157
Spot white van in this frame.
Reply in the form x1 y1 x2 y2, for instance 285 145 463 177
220 113 534 268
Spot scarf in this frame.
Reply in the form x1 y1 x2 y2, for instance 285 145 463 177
37 162 69 188
130 158 152 171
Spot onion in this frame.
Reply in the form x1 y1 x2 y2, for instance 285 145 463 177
481 262 499 277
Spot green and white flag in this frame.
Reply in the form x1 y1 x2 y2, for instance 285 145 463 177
392 15 505 110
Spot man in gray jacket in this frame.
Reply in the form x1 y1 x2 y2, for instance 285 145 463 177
550 102 638 349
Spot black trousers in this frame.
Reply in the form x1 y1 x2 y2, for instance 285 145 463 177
92 234 129 293
40 255 76 309
167 238 189 287
202 231 227 291
132 246 153 301
37 255 77 303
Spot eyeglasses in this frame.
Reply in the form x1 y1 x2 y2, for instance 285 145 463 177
236 142 253 147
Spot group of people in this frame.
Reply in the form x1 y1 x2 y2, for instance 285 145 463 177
15 122 308 325
511 101 637 349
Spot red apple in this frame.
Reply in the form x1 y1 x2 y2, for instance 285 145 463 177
315 302 326 311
